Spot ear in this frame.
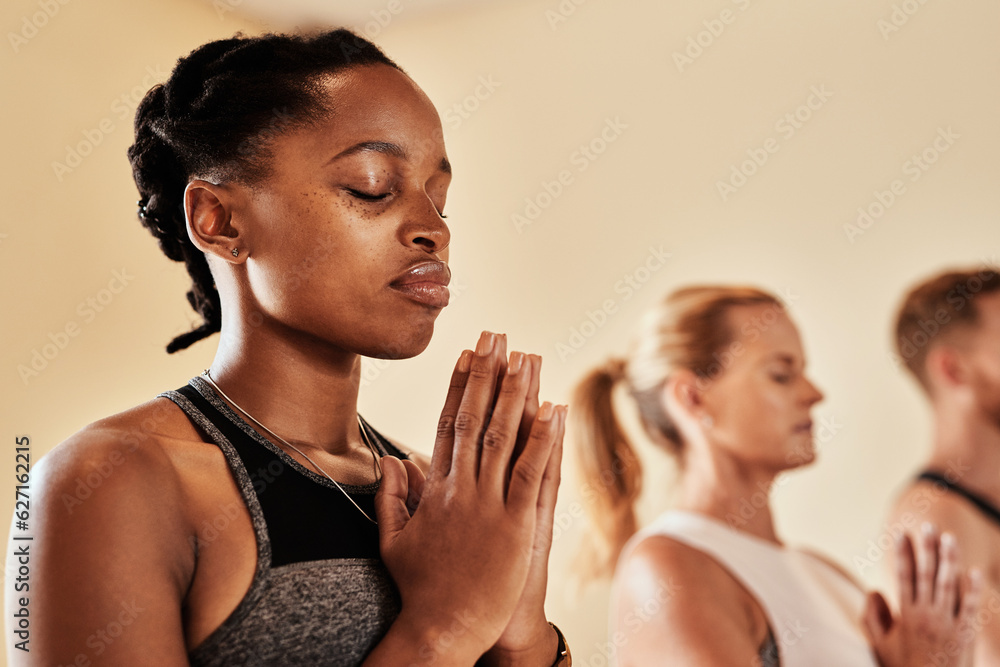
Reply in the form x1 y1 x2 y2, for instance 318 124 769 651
925 344 966 389
184 179 247 263
662 368 707 421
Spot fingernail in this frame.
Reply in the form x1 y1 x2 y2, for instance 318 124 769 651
538 402 554 422
457 349 472 373
508 351 524 375
476 332 495 356
922 522 935 535
941 532 955 548
971 568 983 583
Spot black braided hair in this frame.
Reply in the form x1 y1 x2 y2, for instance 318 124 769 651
127 30 400 353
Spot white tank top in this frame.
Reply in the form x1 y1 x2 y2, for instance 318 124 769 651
616 510 878 667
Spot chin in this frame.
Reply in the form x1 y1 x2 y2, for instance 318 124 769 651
360 323 436 360
782 443 817 469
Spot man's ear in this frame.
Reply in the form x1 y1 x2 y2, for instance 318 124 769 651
185 179 247 263
926 344 967 389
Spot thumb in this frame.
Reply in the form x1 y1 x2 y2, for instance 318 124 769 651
863 590 891 645
375 456 411 550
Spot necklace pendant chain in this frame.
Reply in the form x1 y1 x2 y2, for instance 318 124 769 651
201 369 379 525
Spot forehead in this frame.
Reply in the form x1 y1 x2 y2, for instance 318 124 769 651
971 291 1000 333
725 303 804 362
268 64 446 166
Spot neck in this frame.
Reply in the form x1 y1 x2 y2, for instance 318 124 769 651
928 398 1000 505
208 313 362 457
676 442 782 544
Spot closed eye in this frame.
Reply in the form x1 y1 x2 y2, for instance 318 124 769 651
347 189 391 202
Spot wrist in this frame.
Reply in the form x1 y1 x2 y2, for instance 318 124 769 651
478 620 559 667
367 609 488 666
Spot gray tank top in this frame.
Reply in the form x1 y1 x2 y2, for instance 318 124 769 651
163 377 403 665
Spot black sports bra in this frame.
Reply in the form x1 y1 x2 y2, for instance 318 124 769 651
918 470 1000 529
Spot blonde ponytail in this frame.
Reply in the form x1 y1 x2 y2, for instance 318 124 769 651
571 359 642 578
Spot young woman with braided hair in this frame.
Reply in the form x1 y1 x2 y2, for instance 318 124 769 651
572 285 983 666
9 30 570 665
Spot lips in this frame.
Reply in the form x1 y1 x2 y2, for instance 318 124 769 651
793 420 813 434
389 260 451 308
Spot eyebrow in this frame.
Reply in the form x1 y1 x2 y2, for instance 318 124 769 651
327 140 451 174
766 353 796 365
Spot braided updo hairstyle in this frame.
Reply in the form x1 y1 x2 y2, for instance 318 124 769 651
127 30 400 353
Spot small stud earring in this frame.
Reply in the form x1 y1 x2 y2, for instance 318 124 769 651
231 248 239 257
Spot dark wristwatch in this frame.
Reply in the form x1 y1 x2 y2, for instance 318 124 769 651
549 622 571 666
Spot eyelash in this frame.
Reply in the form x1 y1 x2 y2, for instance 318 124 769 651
347 189 391 202
771 374 791 384
346 189 448 219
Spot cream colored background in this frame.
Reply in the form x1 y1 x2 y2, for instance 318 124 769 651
2 0 999 663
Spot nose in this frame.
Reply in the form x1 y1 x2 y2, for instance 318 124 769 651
803 377 824 406
399 196 450 255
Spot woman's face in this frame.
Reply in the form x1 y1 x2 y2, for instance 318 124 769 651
700 304 824 471
231 63 452 359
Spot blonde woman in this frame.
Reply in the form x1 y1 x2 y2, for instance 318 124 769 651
572 286 982 666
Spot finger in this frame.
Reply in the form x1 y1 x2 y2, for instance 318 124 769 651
896 532 916 608
915 522 940 606
480 334 509 457
375 456 411 550
933 532 959 614
507 402 560 515
401 458 426 516
450 332 505 479
957 569 984 627
862 591 892 645
514 355 542 462
533 405 566 553
428 349 473 481
478 351 532 493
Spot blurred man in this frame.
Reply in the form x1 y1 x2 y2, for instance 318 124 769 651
887 266 1000 665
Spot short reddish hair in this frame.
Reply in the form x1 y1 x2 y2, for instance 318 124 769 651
894 267 1000 390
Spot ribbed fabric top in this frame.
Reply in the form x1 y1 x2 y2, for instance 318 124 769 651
616 510 878 667
160 376 405 666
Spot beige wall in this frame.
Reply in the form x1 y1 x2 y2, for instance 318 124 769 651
2 0 999 662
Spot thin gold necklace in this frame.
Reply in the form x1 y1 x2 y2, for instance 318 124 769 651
201 369 379 525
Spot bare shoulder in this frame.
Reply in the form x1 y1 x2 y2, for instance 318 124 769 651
618 535 754 615
613 535 767 665
890 478 981 538
18 397 203 663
